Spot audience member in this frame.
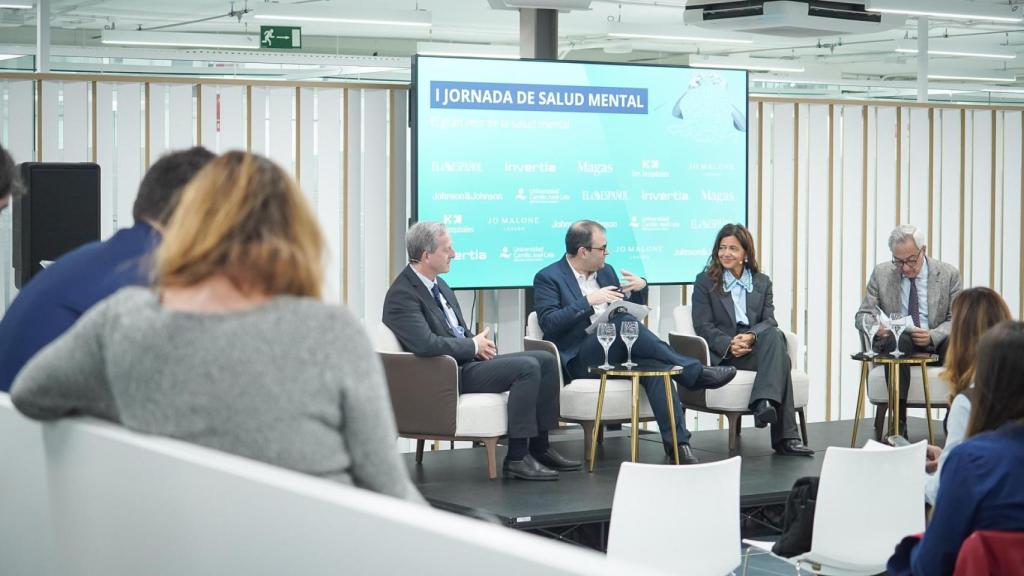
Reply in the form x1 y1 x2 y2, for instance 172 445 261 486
856 224 962 435
0 147 215 392
691 223 813 456
383 221 577 481
0 143 18 213
925 287 1012 505
11 151 424 503
533 219 736 465
889 321 1024 575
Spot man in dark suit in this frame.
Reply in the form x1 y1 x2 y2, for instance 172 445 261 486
533 220 736 464
0 147 215 393
383 221 579 481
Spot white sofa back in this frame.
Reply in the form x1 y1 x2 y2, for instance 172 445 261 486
0 395 660 576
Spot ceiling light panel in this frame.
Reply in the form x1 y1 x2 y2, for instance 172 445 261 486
252 6 431 28
0 1 33 8
927 68 1017 82
101 31 260 50
865 0 1022 23
607 22 754 44
416 42 519 59
894 39 1016 60
689 55 804 73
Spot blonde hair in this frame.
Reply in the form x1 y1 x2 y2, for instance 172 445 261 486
939 287 1012 401
156 151 324 299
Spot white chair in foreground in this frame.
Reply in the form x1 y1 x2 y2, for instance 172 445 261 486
669 305 809 451
0 395 660 576
609 457 742 576
745 441 927 575
523 312 655 462
376 323 508 479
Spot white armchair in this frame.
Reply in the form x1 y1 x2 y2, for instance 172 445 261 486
523 312 655 463
668 305 809 451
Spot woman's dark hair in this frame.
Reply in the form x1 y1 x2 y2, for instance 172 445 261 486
704 223 759 293
967 320 1024 437
0 143 21 203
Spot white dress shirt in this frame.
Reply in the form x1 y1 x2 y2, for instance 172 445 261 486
567 256 605 324
900 258 930 330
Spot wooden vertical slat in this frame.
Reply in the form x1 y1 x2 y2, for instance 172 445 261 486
826 104 834 422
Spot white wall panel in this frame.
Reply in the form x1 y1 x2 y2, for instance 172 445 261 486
970 110 993 287
315 88 343 305
167 84 194 151
939 109 962 270
62 82 89 162
115 83 143 231
804 104 831 423
907 108 930 242
794 104 810 367
769 103 795 334
268 87 294 174
838 106 866 419
250 87 267 156
217 85 246 153
199 84 217 152
149 84 168 161
345 90 363 314
41 81 60 161
874 107 898 266
1001 112 1022 316
362 90 389 325
95 83 115 240
962 112 975 278
748 102 760 234
299 88 316 207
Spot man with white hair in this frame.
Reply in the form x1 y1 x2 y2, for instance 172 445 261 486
856 224 962 434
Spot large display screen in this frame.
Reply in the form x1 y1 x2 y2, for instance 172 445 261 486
413 55 748 289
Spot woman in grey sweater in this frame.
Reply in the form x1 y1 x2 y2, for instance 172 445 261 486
12 151 423 504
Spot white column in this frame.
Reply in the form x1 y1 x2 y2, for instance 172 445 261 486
917 17 928 103
36 0 49 72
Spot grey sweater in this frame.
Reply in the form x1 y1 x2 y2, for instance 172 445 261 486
11 287 424 504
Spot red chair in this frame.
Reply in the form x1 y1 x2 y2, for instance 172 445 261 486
953 531 1024 576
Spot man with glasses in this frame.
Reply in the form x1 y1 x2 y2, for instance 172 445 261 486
856 224 962 435
533 220 736 464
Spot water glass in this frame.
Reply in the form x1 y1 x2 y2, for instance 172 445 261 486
596 322 616 370
889 312 906 357
621 321 639 368
859 314 879 358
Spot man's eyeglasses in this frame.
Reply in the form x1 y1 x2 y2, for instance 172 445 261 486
585 244 609 255
892 249 923 269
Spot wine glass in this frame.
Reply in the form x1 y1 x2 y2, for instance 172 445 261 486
621 321 639 368
596 322 616 370
889 312 906 358
859 314 880 358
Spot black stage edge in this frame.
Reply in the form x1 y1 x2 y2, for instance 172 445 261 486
405 418 943 549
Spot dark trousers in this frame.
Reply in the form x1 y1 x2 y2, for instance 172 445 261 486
875 331 949 421
460 350 560 439
721 327 800 445
567 313 702 445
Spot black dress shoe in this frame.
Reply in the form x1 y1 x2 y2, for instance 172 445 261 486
685 366 737 390
531 448 581 471
752 400 777 428
773 439 815 457
662 442 700 465
503 454 559 480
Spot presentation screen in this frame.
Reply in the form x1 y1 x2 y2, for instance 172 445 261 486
413 55 748 289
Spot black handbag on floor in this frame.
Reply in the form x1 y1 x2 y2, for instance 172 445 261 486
772 476 820 558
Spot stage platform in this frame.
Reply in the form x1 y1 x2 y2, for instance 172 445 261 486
405 417 942 548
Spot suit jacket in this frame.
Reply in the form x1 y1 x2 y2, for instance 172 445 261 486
382 265 477 365
0 222 160 392
855 257 961 348
532 257 647 371
691 270 778 365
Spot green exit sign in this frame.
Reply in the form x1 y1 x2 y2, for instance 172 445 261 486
260 26 302 49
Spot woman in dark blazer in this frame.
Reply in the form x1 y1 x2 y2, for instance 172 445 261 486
691 223 813 456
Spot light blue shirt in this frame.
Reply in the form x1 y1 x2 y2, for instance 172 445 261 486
924 391 971 506
724 268 751 326
900 257 930 329
412 267 467 339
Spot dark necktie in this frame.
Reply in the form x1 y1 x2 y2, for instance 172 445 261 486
431 283 464 338
908 277 921 328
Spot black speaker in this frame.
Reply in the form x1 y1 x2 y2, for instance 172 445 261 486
13 162 101 288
